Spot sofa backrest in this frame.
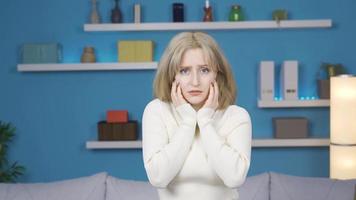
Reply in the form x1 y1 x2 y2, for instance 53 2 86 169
104 172 271 200
0 172 107 200
238 172 270 200
270 172 356 200
0 172 355 200
105 175 159 200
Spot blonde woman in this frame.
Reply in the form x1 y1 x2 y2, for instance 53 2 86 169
142 32 252 200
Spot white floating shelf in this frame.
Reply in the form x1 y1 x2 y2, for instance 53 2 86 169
84 19 332 32
252 138 329 147
86 138 329 149
17 62 158 72
258 99 330 108
86 141 142 149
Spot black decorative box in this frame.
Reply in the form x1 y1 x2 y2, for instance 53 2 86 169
98 120 137 141
273 117 309 139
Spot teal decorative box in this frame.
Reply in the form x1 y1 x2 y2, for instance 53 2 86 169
21 43 62 64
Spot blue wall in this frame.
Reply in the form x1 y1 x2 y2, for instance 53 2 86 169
1 0 355 182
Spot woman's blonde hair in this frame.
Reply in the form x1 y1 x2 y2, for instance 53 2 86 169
153 32 237 110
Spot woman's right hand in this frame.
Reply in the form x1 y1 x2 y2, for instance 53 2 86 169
171 81 188 107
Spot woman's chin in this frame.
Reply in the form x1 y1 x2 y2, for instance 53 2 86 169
186 100 204 108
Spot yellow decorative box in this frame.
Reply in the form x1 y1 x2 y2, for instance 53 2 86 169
118 40 154 62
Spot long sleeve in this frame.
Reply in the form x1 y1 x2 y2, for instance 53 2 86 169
142 101 197 188
197 106 252 188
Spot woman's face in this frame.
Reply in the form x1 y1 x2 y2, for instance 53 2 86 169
175 48 217 109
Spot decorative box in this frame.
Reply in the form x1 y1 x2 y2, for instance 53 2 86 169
280 61 299 100
259 61 275 101
21 43 62 64
98 121 137 141
107 110 128 123
118 41 135 62
136 41 154 62
317 79 330 99
273 117 309 138
118 40 154 62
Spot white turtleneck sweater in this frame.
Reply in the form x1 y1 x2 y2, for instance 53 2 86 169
142 99 252 200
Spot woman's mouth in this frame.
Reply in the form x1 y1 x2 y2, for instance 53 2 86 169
188 90 202 96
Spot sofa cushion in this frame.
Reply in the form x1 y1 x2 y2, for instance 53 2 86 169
105 176 159 200
270 172 356 200
0 172 107 200
238 172 270 200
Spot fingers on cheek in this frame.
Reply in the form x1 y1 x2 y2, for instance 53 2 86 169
177 86 183 99
171 83 176 93
212 84 218 103
177 87 181 95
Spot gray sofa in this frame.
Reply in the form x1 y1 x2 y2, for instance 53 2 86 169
0 172 355 200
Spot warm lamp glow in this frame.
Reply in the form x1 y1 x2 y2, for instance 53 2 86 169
330 76 356 144
330 145 356 179
330 75 356 180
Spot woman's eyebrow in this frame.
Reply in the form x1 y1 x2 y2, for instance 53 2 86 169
179 64 208 68
179 65 194 69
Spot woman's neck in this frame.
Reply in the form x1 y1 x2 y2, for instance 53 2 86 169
192 103 203 111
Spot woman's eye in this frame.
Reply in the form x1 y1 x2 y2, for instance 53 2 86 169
201 67 210 74
179 68 189 75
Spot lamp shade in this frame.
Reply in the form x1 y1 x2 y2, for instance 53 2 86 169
330 145 356 179
330 76 356 144
330 75 356 179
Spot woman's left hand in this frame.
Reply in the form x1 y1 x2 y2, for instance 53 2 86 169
202 81 219 110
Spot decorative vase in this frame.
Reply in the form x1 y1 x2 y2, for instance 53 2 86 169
172 3 184 22
81 46 96 63
203 0 213 22
90 0 101 24
229 5 244 21
203 7 213 22
111 0 122 23
134 4 141 23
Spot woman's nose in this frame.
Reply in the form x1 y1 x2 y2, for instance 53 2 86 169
190 71 200 86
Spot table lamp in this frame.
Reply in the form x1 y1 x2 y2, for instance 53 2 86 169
330 75 356 180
